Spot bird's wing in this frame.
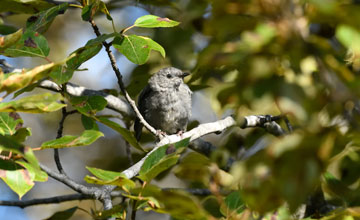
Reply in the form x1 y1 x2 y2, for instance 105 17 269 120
134 84 153 141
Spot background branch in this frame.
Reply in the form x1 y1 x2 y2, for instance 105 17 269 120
0 194 92 208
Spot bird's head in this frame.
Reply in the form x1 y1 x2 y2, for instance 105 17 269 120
149 67 190 90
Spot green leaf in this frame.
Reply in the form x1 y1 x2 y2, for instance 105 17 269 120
16 161 47 182
95 116 145 152
13 81 41 98
0 24 18 35
224 191 245 214
48 65 69 85
99 1 113 21
0 164 34 199
134 15 180 28
0 134 25 154
85 33 117 47
81 0 113 21
81 1 99 21
139 138 190 181
202 196 223 218
0 0 54 14
0 112 23 135
81 115 99 130
45 207 77 220
70 95 107 116
3 30 50 58
49 42 102 84
0 93 66 113
336 25 360 52
138 154 180 182
113 35 165 65
41 130 103 149
26 3 69 33
12 127 32 142
0 62 57 94
173 151 210 183
0 28 22 49
141 36 165 57
95 204 126 220
132 185 207 219
84 166 135 190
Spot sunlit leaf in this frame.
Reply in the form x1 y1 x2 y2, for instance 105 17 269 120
113 35 165 65
0 62 57 94
134 15 180 28
41 130 103 149
0 165 34 199
0 28 22 49
16 161 47 182
336 25 360 52
85 166 135 190
0 112 23 135
0 93 65 113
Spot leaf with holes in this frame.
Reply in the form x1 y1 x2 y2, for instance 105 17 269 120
41 130 103 149
113 35 165 65
0 93 65 113
134 15 180 28
3 30 49 58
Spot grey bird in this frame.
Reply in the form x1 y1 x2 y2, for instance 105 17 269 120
134 67 192 140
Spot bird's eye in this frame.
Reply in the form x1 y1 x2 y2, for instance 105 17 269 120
166 74 172 79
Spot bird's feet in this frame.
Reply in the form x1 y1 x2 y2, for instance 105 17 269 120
176 130 184 137
156 130 167 138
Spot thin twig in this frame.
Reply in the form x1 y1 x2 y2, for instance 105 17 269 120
54 102 67 174
88 19 160 139
0 194 92 208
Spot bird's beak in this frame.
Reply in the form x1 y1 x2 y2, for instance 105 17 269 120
181 72 190 78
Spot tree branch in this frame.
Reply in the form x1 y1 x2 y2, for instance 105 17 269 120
122 116 236 179
122 115 285 179
39 163 103 198
53 104 67 174
0 194 92 208
39 80 134 117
